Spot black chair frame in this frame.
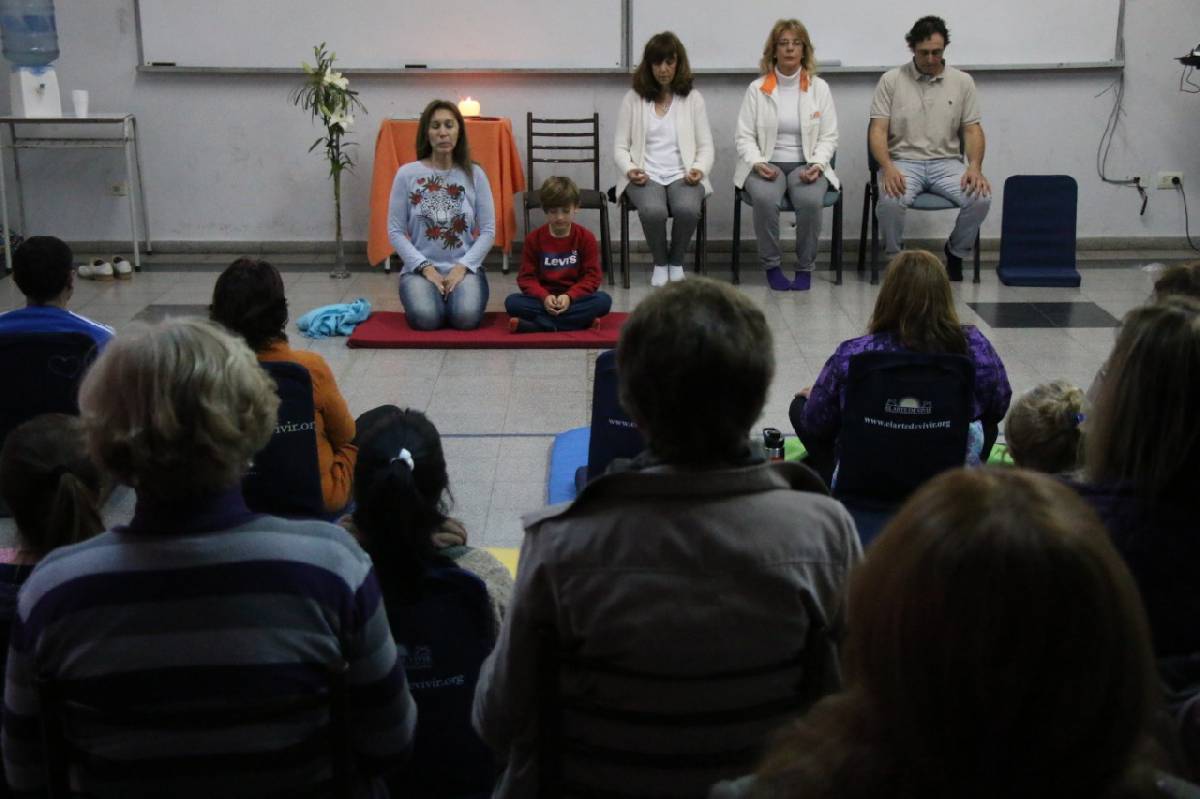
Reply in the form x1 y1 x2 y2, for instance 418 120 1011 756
524 112 613 285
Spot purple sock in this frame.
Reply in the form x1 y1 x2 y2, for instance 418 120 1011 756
791 271 812 291
766 266 791 291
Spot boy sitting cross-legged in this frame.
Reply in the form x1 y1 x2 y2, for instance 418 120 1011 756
506 177 612 333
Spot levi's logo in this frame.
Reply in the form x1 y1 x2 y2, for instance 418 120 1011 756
542 253 578 269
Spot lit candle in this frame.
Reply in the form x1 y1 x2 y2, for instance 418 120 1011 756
458 97 481 117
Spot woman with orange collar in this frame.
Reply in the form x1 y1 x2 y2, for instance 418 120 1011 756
734 19 839 292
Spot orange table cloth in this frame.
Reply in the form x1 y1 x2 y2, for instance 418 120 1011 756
367 117 525 268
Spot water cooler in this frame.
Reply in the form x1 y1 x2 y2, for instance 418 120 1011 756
0 0 60 117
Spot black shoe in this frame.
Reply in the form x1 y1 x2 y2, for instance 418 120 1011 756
944 243 963 282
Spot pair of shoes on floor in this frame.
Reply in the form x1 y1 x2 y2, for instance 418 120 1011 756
766 267 812 291
650 265 687 287
77 256 133 281
943 243 964 282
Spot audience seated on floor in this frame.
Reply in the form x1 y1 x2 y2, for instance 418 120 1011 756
0 236 114 348
1088 259 1200 406
712 468 1198 799
791 250 1011 485
473 278 863 798
0 414 107 796
1075 298 1200 679
349 405 506 797
2 318 416 796
1003 380 1085 476
210 257 358 513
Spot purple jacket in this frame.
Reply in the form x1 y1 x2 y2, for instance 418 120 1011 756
799 327 1012 442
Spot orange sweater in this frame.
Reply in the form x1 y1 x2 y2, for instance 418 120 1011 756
258 341 357 512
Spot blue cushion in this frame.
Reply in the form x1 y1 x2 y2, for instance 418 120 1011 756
996 175 1080 287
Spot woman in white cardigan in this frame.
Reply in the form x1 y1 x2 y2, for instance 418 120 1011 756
614 32 714 287
734 19 839 292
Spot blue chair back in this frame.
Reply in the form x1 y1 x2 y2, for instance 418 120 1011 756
584 349 644 482
243 360 327 518
386 565 497 798
0 332 98 450
997 175 1081 287
835 351 974 505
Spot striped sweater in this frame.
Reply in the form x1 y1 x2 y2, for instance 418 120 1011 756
2 487 416 797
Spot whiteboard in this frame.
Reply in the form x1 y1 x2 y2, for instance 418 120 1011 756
137 0 623 69
633 1 1121 69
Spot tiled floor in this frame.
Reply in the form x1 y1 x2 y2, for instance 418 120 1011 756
0 252 1188 549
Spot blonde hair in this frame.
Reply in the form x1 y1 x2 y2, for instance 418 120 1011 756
79 318 279 501
759 19 817 76
1004 381 1085 474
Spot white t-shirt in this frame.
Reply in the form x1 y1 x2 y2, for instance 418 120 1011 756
642 100 685 185
772 68 804 162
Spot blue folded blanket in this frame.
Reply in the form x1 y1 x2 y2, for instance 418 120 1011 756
296 298 372 339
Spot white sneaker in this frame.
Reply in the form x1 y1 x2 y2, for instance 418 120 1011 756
112 256 133 280
77 259 114 281
668 265 686 282
650 265 669 287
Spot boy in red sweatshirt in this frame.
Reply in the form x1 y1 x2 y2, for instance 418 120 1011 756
507 177 612 333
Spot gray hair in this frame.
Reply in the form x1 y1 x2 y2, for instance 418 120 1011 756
79 318 279 500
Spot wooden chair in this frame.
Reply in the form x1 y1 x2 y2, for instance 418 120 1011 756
524 112 613 284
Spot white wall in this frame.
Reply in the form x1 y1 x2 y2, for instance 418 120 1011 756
7 0 1199 250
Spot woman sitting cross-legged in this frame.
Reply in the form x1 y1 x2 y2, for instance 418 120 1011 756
711 468 1198 799
388 99 495 330
791 250 1011 485
210 257 359 514
347 405 512 798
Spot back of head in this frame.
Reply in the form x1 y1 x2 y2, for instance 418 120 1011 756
352 406 449 588
869 251 966 355
1086 296 1200 505
78 318 279 503
209 258 288 351
539 176 580 211
617 278 772 466
757 468 1157 799
1004 381 1085 474
1152 260 1200 303
0 414 105 556
13 236 73 304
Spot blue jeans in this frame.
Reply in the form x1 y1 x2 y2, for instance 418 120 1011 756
504 292 612 331
874 158 991 258
399 267 489 330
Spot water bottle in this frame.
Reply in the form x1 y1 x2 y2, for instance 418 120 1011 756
0 0 58 68
762 427 785 463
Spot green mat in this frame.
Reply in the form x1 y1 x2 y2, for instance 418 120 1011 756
783 437 1015 466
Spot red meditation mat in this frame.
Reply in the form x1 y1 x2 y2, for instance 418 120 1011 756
347 311 627 349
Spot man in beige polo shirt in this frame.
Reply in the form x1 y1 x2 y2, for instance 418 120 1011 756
869 15 991 281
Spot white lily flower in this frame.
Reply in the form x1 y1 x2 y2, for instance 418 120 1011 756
329 111 354 132
322 70 349 90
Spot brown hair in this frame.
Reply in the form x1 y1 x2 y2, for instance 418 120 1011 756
1004 381 1086 474
1086 297 1200 505
754 468 1159 799
539 176 580 211
631 31 694 102
414 99 474 176
1152 260 1200 302
618 278 772 466
0 414 106 556
210 257 288 352
758 19 818 76
868 251 967 355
